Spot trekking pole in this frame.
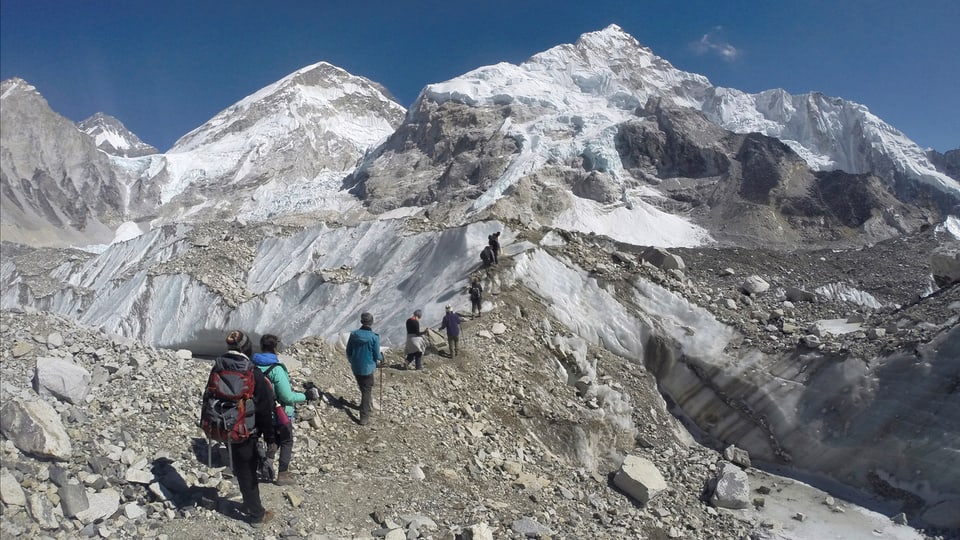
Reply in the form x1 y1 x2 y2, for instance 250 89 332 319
379 361 384 413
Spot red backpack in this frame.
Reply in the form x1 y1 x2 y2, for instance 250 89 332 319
200 353 258 443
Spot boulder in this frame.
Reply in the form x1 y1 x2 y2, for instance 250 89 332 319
613 455 668 504
467 522 494 540
722 445 751 469
33 356 91 404
641 247 686 271
0 397 72 460
75 488 120 524
511 516 553 537
785 287 817 302
59 482 90 518
710 461 750 509
741 275 770 295
0 469 26 506
27 492 59 530
930 242 960 288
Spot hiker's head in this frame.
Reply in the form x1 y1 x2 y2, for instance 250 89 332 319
260 334 279 353
445 305 452 312
226 330 251 356
413 309 422 319
360 312 374 327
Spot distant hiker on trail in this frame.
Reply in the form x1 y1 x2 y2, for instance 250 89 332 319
469 279 483 317
404 309 427 370
201 330 276 526
346 312 383 425
480 245 495 267
488 231 501 263
438 305 462 358
253 334 319 486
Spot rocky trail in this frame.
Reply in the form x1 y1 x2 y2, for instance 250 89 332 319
2 234 950 539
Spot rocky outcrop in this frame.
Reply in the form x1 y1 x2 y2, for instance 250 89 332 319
0 396 72 460
0 78 130 247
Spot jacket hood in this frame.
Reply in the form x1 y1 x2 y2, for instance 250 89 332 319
252 352 280 366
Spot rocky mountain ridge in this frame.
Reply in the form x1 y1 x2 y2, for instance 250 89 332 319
77 113 159 158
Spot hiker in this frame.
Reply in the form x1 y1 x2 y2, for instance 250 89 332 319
404 309 427 370
438 305 462 358
204 330 277 525
253 334 318 486
469 279 483 317
480 245 494 267
346 312 383 425
488 231 501 263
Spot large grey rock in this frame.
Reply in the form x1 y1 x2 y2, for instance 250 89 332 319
0 397 72 460
467 522 494 540
511 516 553 537
741 275 770 295
723 445 752 468
33 356 91 404
27 492 59 530
0 469 26 506
641 247 686 271
930 242 960 288
59 482 90 518
613 455 668 504
75 488 120 524
711 461 750 509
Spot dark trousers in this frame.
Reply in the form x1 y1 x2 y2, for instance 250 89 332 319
471 298 482 315
355 373 374 421
275 422 294 472
405 351 423 369
230 438 264 519
447 335 459 357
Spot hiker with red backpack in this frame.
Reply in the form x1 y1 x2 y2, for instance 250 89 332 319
200 330 277 526
253 334 319 486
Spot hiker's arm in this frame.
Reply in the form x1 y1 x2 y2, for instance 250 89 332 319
274 370 306 406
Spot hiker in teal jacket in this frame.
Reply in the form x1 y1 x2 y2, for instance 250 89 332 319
253 334 317 485
346 312 383 425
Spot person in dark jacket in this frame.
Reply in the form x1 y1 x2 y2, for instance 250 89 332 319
488 231 501 263
345 312 383 425
219 330 276 525
438 305 462 357
253 334 318 486
469 279 483 317
404 309 427 370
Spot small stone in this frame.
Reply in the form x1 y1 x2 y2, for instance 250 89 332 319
793 512 806 522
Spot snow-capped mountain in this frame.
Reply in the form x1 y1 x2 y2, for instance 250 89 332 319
351 24 958 240
0 79 132 247
77 112 158 158
149 61 406 221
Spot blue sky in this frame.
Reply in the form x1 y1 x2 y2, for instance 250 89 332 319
2 0 957 152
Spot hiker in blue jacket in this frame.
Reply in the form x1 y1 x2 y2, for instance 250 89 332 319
345 312 383 425
253 334 318 486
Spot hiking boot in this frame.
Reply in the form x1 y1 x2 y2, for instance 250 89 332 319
275 471 295 486
250 509 275 527
359 415 370 426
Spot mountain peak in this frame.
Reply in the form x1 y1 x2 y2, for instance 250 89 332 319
1 77 40 101
77 112 158 157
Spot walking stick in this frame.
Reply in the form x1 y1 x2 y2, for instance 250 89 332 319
379 361 384 413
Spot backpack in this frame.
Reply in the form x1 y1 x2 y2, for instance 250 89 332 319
200 353 258 444
263 364 291 427
469 285 481 301
480 247 493 264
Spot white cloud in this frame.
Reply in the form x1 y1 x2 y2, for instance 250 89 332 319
690 26 741 61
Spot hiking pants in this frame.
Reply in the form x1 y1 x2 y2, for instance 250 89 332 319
355 373 374 422
405 351 423 369
447 335 459 357
471 298 482 315
275 422 294 472
230 438 265 519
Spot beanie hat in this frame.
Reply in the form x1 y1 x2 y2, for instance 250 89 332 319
414 309 422 318
445 305 452 311
226 330 249 352
360 312 374 326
